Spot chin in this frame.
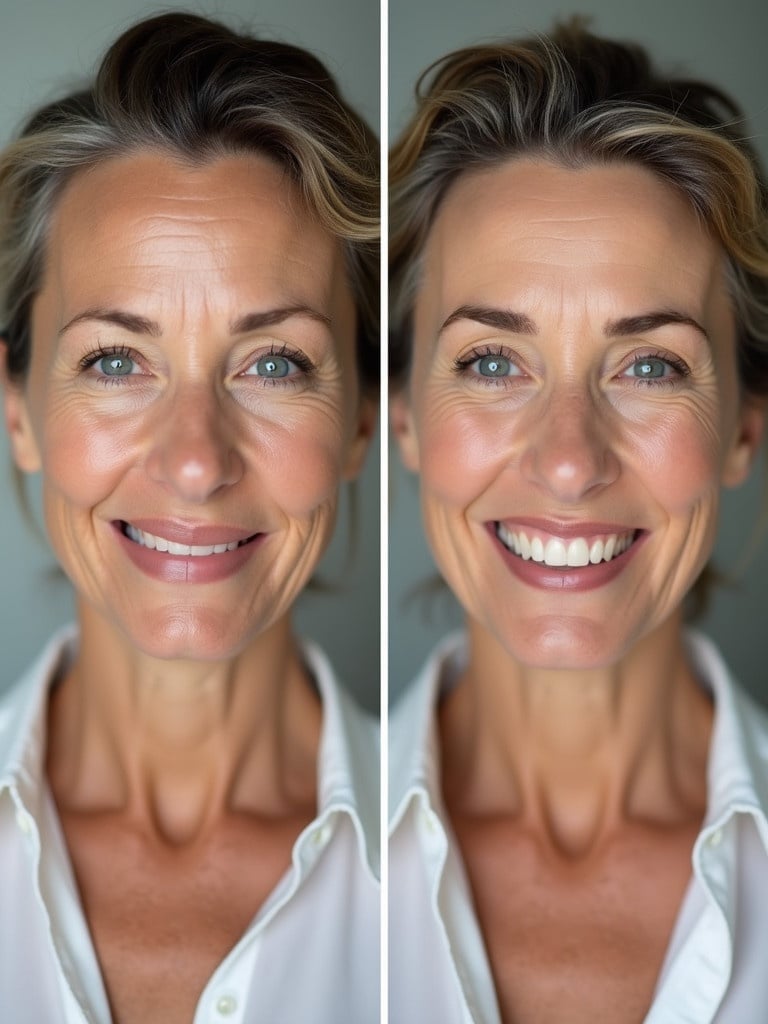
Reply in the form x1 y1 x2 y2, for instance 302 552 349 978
492 614 637 672
122 608 261 663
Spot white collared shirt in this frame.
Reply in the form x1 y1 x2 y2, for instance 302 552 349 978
0 628 379 1024
389 631 768 1024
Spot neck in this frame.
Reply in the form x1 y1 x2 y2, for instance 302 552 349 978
439 614 713 858
46 602 322 846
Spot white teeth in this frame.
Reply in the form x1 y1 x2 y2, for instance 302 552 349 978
566 538 590 567
496 524 635 568
124 523 244 556
544 539 567 566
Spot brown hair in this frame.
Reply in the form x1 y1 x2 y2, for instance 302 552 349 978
0 12 379 391
390 21 768 397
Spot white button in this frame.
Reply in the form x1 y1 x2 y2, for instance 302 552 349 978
707 828 724 848
312 823 333 847
15 809 33 835
215 993 238 1017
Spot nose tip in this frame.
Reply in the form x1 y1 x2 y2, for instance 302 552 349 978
520 397 619 501
146 393 244 501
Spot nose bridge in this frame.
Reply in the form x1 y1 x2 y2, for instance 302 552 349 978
147 379 243 501
522 381 618 500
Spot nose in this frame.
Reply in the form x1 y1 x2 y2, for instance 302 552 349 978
146 385 244 502
519 388 619 502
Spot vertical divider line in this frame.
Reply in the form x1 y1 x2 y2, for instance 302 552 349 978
379 0 389 1017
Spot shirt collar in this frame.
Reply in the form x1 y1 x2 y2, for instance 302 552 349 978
0 628 379 878
389 629 768 843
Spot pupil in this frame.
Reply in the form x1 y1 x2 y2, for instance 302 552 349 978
479 354 510 377
639 360 663 378
257 355 290 378
101 355 132 376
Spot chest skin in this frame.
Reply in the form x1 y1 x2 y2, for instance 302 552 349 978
58 807 312 1024
450 813 699 1024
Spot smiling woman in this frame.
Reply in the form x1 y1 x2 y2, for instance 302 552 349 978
0 12 378 1024
389 22 768 1024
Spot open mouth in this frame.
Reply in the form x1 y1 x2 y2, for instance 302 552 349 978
495 522 641 568
120 521 259 557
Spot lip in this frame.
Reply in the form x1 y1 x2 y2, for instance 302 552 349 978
488 522 647 592
116 518 256 546
495 517 641 539
112 520 263 584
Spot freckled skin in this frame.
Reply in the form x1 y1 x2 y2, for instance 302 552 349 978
8 151 370 661
397 159 760 669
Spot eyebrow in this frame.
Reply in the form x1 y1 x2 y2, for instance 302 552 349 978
439 305 710 344
439 305 537 336
603 311 710 344
58 304 332 339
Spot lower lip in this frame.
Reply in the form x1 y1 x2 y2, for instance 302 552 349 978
490 525 646 592
113 523 263 584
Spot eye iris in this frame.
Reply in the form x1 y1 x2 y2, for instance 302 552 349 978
478 354 511 377
99 355 133 376
256 354 290 378
635 359 665 379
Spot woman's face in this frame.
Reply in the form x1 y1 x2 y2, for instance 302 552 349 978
394 159 763 669
3 151 371 660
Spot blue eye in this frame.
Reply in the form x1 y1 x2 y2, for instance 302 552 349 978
98 353 136 376
477 354 514 377
627 357 670 380
251 354 293 378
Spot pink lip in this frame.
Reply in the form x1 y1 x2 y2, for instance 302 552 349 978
488 523 647 592
496 517 641 538
112 521 263 584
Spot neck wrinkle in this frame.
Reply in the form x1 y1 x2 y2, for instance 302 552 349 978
45 602 322 845
440 613 712 858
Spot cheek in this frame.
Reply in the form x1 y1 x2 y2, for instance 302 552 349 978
419 399 515 506
250 409 346 517
625 408 723 515
40 403 140 508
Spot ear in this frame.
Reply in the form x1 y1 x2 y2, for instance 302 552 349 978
0 341 41 473
721 396 765 488
342 393 378 481
390 388 420 472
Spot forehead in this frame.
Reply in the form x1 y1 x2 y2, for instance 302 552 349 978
419 158 724 318
40 149 348 317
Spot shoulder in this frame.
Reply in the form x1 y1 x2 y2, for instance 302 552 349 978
300 638 380 877
0 628 77 775
389 632 466 827
686 630 768 817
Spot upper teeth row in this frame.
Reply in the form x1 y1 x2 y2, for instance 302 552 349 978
496 524 635 567
125 524 242 556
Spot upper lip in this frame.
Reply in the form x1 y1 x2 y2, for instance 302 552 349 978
493 517 642 537
115 518 259 546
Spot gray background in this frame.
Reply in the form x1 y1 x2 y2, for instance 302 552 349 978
389 0 768 703
0 0 380 711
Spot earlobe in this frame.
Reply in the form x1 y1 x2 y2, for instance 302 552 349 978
390 390 420 472
0 342 41 474
722 398 765 488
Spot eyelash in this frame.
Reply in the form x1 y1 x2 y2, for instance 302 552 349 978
242 343 316 386
452 344 522 385
622 350 691 386
78 344 139 387
452 345 692 389
77 343 316 387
